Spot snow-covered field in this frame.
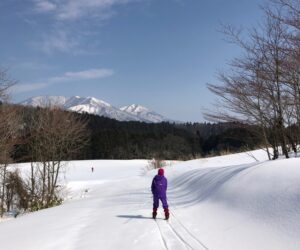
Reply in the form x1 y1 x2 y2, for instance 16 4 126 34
1 150 300 250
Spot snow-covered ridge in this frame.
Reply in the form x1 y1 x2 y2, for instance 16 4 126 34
20 96 174 123
21 96 68 108
120 104 168 123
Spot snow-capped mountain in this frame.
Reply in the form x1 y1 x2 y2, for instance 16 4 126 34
20 96 173 123
65 96 140 122
20 96 68 108
120 104 169 123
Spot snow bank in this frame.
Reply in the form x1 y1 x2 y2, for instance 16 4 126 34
166 153 300 250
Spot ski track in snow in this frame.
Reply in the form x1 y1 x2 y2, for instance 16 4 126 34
153 209 209 250
155 215 194 250
155 219 172 250
169 210 209 250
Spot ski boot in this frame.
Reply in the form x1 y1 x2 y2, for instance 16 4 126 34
164 208 169 220
152 208 157 219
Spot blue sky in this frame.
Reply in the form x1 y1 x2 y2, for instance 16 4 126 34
1 0 265 122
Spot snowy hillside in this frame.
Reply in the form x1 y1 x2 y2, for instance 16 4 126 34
1 151 300 250
20 96 173 123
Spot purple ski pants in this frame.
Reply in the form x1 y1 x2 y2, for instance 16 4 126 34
153 196 168 209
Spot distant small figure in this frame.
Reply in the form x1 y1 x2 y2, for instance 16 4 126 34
91 167 94 173
151 168 169 220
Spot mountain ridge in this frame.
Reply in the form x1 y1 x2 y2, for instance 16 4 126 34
20 95 174 123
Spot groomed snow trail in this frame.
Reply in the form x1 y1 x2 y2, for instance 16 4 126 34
1 151 300 250
155 216 209 250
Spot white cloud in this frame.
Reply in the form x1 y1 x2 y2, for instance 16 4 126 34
34 0 57 12
33 0 137 21
31 0 141 54
11 68 114 94
37 29 101 55
64 68 114 80
50 68 114 82
11 83 49 94
39 30 79 54
57 0 118 20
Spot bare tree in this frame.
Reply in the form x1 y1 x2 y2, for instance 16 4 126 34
5 170 29 214
0 70 19 217
268 0 300 153
205 8 294 159
26 107 88 210
0 105 21 216
0 69 16 102
270 0 300 30
148 158 166 170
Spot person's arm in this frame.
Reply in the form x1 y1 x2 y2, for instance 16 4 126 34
151 179 155 194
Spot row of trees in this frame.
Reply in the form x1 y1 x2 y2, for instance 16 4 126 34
0 70 20 216
0 71 88 216
21 107 88 211
10 107 263 162
69 113 262 160
206 0 300 159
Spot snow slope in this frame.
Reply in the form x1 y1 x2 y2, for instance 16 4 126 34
1 150 300 250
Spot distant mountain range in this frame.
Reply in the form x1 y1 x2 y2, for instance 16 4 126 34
20 96 175 123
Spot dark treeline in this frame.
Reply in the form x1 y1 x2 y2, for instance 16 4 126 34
11 107 264 162
46 111 264 161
